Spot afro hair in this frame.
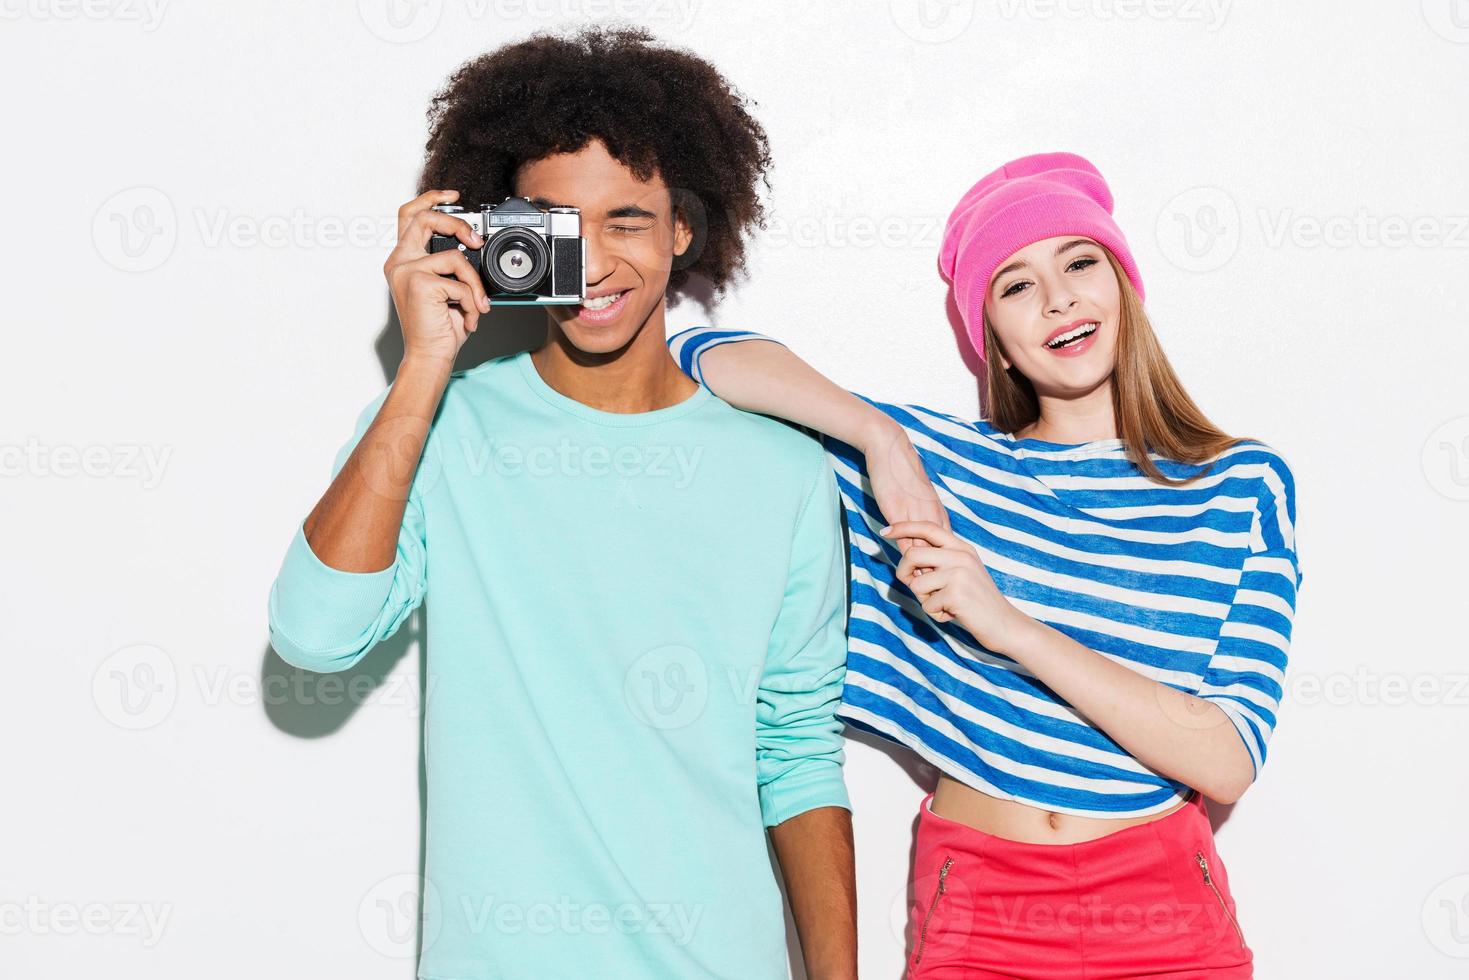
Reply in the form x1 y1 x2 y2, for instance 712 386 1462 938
418 26 772 300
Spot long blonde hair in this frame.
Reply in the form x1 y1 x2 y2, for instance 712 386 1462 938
981 249 1252 486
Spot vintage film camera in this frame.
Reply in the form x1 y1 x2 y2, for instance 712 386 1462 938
428 197 586 305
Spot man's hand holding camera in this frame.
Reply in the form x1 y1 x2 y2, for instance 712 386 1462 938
385 189 493 371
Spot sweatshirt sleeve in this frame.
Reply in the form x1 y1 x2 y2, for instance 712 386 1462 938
666 327 788 398
756 453 852 827
1194 446 1302 777
267 387 430 673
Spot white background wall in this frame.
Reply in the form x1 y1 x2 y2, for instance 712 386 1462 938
4 2 1467 977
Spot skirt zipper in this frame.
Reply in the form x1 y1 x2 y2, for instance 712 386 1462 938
1195 850 1246 945
914 856 954 966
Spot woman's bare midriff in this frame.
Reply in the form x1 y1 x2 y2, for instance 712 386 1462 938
931 773 1192 845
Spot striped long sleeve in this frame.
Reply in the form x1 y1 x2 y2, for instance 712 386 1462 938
1194 449 1302 774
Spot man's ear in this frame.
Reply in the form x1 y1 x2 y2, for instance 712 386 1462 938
672 206 693 258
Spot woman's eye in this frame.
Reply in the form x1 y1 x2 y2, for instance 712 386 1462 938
1000 280 1030 298
1067 256 1099 272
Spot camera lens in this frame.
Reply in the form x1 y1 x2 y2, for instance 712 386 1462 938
497 247 533 280
483 231 549 294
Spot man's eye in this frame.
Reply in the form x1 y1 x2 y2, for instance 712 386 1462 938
608 225 649 235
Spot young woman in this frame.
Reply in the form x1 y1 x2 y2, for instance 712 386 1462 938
666 152 1301 978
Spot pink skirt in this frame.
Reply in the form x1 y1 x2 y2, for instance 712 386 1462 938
906 790 1253 979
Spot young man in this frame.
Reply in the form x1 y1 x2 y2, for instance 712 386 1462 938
266 28 857 980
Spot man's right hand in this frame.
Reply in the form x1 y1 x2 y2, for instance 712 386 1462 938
384 189 493 369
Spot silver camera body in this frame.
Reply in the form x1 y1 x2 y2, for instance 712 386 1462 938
428 197 586 305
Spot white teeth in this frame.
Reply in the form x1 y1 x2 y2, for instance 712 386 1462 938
582 291 625 312
1046 321 1098 349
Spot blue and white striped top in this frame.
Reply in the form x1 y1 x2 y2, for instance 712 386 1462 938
668 327 1303 817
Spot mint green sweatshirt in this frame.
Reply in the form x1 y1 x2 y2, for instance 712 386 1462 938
267 350 851 980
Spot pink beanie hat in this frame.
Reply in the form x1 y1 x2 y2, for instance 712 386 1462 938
938 151 1145 361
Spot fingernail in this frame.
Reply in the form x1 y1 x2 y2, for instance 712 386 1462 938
878 526 891 535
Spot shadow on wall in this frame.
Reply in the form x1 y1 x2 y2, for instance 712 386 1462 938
945 285 985 387
258 289 551 975
260 289 550 739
